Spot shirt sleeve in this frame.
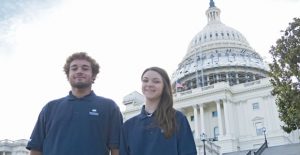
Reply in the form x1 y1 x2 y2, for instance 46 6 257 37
176 112 197 155
26 106 47 152
108 103 123 149
119 122 130 155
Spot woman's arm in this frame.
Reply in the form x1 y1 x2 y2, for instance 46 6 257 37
30 150 42 155
111 149 119 155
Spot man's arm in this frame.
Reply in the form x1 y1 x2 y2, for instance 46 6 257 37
30 150 42 155
111 149 119 155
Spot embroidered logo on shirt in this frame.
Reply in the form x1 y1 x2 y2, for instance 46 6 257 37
89 109 99 116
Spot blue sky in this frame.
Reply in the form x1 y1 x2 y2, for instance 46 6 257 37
0 0 299 140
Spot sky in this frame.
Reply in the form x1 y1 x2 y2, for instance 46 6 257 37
0 0 299 140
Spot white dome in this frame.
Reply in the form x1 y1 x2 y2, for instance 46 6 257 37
172 0 269 89
186 7 251 57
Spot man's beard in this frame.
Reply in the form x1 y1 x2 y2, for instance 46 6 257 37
71 82 91 89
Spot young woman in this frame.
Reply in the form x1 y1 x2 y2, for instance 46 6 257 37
120 66 197 155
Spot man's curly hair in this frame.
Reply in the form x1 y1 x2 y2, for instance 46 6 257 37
63 52 100 78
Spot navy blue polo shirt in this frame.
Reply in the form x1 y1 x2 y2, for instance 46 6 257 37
26 91 123 155
120 106 197 155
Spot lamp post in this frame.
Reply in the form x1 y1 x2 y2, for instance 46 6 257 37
262 127 268 147
201 133 207 155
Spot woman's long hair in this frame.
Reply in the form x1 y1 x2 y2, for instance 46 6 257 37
141 67 176 138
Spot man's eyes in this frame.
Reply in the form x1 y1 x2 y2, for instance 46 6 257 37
71 67 77 71
70 67 90 71
82 67 90 70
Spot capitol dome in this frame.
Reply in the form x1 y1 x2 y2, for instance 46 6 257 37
172 0 269 90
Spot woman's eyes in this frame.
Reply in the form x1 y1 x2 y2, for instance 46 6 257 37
153 80 161 84
142 79 161 84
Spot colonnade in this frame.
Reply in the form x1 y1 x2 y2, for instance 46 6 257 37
192 99 232 140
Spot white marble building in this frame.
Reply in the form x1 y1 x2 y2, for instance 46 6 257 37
122 0 300 154
0 139 29 155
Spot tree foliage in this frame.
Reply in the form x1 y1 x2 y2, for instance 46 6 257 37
269 18 300 133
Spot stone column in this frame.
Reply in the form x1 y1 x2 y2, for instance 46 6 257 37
193 105 199 139
200 104 205 133
236 73 239 84
216 100 224 137
196 146 201 155
226 73 229 81
223 100 230 136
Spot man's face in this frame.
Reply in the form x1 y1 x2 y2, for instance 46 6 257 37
68 59 95 89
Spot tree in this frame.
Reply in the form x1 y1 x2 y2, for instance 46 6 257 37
269 17 300 133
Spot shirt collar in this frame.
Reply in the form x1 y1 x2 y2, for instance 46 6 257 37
66 90 96 101
138 105 156 120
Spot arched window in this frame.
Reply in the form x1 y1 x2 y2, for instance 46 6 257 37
252 116 265 136
255 122 264 136
214 126 219 139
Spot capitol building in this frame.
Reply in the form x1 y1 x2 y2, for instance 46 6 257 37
0 139 29 155
122 0 300 155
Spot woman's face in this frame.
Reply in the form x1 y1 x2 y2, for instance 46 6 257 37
141 70 164 102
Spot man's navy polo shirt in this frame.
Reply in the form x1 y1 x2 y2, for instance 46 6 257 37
26 91 123 155
120 106 197 155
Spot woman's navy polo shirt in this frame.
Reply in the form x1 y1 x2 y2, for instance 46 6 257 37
120 106 197 155
26 91 123 155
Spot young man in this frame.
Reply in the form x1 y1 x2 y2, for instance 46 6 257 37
27 52 123 155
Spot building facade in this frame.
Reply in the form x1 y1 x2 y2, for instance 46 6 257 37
0 139 29 155
122 0 300 154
